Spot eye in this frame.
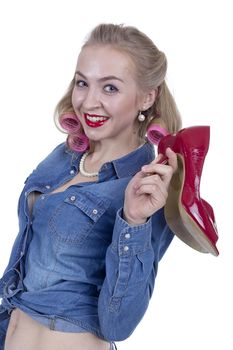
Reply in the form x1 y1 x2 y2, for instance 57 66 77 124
103 84 118 93
75 80 87 88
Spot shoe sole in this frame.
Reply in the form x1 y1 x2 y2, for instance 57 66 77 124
164 154 219 256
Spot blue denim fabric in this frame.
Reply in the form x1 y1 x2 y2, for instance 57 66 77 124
22 313 91 332
0 141 174 349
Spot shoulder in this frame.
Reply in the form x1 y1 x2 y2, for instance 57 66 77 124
26 143 80 180
34 143 69 168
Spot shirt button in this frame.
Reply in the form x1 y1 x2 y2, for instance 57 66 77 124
70 195 76 202
93 209 98 215
41 195 45 200
123 246 129 252
125 233 131 239
70 169 75 175
45 185 51 189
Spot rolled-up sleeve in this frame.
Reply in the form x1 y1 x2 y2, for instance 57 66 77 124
98 208 174 341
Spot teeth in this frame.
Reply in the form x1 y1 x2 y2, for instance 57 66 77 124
86 115 108 122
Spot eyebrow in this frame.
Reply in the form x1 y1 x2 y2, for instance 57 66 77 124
75 70 124 83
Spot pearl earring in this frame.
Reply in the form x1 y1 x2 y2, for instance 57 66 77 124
138 111 146 122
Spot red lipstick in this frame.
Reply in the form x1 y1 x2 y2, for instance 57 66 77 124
84 113 109 128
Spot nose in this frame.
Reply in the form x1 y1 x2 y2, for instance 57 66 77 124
82 87 101 111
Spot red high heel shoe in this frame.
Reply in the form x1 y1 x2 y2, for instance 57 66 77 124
151 125 219 256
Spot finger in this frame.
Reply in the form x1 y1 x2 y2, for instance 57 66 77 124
133 149 177 188
141 162 174 180
135 183 168 200
148 153 164 165
136 173 164 188
130 169 150 191
166 147 178 172
140 163 174 190
131 169 147 181
136 177 168 197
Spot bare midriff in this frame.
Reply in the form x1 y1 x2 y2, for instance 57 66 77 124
4 309 110 350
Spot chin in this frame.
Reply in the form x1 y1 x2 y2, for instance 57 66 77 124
85 132 103 143
85 128 106 139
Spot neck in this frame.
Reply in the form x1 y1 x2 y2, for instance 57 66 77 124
81 137 145 176
89 137 144 164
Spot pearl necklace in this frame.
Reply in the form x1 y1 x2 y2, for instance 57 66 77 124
79 141 146 178
79 152 98 177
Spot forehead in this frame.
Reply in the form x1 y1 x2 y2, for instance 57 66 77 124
76 45 136 80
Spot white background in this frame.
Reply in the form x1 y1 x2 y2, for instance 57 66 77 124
0 1 232 349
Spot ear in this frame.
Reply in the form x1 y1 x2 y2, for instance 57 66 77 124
141 88 158 111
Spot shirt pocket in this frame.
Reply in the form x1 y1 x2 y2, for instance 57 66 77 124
48 190 111 246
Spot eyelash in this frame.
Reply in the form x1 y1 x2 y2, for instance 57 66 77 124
75 80 118 94
75 80 87 88
104 84 118 93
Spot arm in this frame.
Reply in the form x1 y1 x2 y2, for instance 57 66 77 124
98 148 177 341
98 208 173 341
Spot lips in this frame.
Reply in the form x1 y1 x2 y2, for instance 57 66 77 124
84 113 109 128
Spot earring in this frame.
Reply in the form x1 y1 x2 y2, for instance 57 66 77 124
138 111 146 122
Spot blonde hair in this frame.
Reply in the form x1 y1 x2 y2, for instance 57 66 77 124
54 23 182 146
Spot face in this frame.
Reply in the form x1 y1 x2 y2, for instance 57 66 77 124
72 45 145 146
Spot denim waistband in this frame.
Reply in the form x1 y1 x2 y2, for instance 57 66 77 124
23 313 116 349
29 313 88 333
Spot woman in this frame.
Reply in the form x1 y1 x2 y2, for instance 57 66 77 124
0 23 181 349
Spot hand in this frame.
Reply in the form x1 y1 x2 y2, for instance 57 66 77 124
123 148 178 225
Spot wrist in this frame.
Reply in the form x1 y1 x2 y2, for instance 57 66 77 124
122 210 147 226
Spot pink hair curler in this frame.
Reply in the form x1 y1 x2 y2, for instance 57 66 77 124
60 113 81 134
67 133 89 153
147 124 169 145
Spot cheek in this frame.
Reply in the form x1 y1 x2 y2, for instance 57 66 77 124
114 96 138 116
71 89 83 109
107 93 137 113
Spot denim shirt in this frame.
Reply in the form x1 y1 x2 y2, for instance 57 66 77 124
0 141 174 347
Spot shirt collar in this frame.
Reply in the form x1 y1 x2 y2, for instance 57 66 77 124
70 141 155 180
112 141 155 178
